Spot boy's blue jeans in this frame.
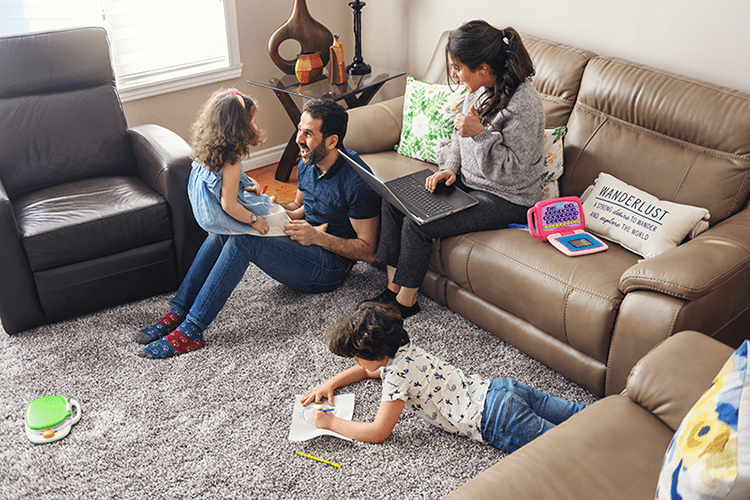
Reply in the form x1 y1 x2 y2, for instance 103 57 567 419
481 378 587 453
169 233 352 329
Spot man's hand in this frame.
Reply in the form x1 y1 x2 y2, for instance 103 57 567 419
285 219 328 246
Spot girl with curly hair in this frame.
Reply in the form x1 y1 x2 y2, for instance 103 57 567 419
188 88 288 237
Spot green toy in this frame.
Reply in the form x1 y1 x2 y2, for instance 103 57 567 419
25 395 81 444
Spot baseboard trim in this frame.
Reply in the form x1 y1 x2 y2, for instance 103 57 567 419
242 144 286 171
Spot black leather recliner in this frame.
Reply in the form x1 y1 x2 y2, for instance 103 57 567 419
0 27 206 334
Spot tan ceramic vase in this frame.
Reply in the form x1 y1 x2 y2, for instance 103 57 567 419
295 51 324 84
268 0 333 75
328 35 348 85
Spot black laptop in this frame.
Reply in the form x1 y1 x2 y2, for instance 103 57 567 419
340 150 478 225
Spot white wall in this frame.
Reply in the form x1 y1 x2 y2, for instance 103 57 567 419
123 0 750 167
362 0 750 95
123 0 352 168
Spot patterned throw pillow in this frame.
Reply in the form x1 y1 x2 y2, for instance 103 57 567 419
396 76 467 164
655 341 750 500
541 126 566 200
580 173 710 259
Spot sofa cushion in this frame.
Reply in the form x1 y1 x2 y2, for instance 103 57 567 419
655 341 750 500
446 395 674 500
14 176 172 272
395 76 467 164
432 228 639 364
521 34 598 128
561 57 750 226
581 173 710 259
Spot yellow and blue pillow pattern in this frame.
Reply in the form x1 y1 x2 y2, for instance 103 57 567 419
655 341 749 499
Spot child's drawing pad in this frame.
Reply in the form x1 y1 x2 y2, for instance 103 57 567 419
288 393 355 442
260 205 291 237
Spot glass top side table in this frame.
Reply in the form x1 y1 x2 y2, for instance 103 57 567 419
247 65 405 181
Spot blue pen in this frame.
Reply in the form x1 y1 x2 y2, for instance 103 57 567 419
321 408 335 413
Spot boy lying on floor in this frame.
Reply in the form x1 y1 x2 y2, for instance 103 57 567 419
301 302 586 451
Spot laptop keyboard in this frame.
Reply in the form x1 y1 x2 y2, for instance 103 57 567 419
387 176 453 217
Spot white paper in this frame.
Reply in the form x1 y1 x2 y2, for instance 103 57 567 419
288 393 355 442
259 204 291 237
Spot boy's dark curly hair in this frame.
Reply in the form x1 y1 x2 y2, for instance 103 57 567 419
190 89 261 171
327 302 410 361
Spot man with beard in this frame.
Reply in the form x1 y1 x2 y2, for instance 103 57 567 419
136 99 380 359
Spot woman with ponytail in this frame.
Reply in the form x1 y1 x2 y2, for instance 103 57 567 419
368 20 545 318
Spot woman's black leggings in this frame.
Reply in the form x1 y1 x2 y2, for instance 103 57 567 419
376 184 528 289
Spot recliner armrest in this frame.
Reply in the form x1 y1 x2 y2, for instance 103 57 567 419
0 179 46 333
620 209 750 300
625 330 734 432
129 124 205 278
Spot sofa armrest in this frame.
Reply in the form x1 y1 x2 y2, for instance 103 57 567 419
620 210 750 300
0 179 46 333
345 96 404 154
625 330 734 432
129 124 205 279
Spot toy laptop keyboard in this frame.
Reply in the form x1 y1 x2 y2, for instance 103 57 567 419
25 395 81 444
527 196 607 256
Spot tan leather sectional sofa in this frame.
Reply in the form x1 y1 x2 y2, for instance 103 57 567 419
445 330 734 499
345 31 750 397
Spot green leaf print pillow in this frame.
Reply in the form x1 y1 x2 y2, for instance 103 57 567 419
396 76 468 164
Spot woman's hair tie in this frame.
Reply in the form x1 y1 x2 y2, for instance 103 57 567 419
500 29 510 46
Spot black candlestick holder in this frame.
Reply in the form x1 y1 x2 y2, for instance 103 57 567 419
346 0 371 75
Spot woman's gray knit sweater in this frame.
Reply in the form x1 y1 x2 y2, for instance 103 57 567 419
437 80 545 207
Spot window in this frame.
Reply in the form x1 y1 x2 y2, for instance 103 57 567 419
0 0 242 102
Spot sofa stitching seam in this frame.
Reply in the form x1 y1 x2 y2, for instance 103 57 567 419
598 57 750 103
621 254 750 298
574 102 750 162
563 115 607 193
375 102 402 135
464 236 622 305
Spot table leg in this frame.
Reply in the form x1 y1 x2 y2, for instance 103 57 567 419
270 81 386 181
276 133 300 182
273 90 303 182
343 83 385 109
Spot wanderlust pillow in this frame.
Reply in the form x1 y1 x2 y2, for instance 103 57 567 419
396 76 467 164
655 341 750 500
541 126 566 200
580 173 710 259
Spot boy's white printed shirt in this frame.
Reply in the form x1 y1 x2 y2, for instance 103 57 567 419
380 343 489 442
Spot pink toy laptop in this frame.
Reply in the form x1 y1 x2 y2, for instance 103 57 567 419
526 196 607 256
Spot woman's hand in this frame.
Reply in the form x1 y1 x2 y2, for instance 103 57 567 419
453 105 484 138
425 169 457 192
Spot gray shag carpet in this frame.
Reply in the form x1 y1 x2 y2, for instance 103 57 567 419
0 262 597 500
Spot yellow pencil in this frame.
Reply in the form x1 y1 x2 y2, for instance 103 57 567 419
295 451 341 468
